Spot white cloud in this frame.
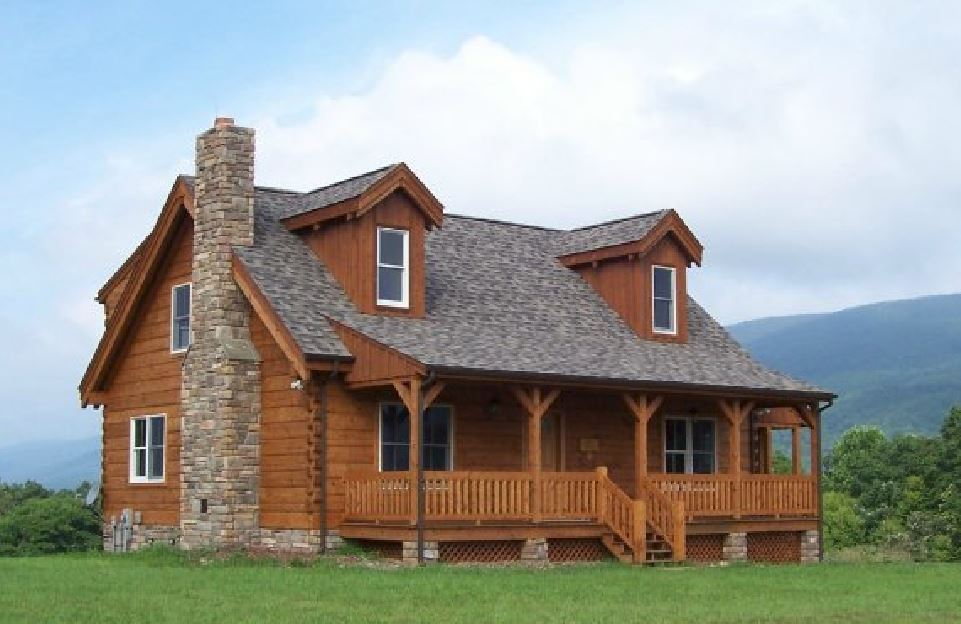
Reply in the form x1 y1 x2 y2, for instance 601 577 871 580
249 6 961 322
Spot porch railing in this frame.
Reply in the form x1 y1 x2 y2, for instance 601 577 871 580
343 468 687 562
648 474 817 518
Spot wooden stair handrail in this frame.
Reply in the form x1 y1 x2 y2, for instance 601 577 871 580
640 477 686 561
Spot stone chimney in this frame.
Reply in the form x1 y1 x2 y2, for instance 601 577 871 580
180 118 262 549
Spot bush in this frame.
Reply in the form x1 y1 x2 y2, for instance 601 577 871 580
0 495 101 556
823 491 866 550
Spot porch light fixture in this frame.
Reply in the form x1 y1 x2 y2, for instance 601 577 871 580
486 397 501 417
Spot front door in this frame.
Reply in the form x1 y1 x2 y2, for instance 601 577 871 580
541 412 563 471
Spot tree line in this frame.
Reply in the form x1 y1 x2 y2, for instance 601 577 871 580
822 406 961 560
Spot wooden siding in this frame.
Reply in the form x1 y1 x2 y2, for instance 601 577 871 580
303 190 426 317
574 235 689 342
250 312 316 530
330 320 424 385
100 219 192 526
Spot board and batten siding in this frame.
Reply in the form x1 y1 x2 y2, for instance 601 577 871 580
574 236 690 343
303 190 427 318
100 219 192 526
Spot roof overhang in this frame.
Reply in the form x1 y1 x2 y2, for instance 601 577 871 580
427 364 836 405
558 209 704 268
281 163 444 232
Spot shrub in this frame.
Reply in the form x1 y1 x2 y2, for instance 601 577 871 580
0 495 101 556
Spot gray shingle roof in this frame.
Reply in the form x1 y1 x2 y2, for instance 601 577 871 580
275 164 397 220
233 174 827 397
558 210 668 256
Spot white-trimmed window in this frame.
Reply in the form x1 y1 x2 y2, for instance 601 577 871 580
376 227 409 308
171 283 191 352
664 417 715 474
652 266 676 334
130 415 166 483
379 403 453 471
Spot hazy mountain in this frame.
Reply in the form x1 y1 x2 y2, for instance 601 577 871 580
729 293 961 444
0 436 99 489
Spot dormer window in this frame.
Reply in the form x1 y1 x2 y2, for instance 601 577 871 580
652 266 676 334
377 227 409 308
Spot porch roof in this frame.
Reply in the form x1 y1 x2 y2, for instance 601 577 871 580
232 170 831 399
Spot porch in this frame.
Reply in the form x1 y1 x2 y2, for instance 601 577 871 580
329 376 824 564
340 467 817 563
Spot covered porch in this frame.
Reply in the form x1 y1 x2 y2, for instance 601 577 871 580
332 374 823 564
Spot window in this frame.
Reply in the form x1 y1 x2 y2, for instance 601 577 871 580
171 283 191 352
376 227 409 308
652 266 676 334
379 403 452 471
130 415 165 483
664 417 715 474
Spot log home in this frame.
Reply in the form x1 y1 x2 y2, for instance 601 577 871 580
80 118 834 564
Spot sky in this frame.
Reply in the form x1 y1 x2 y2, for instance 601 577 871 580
1 0 959 445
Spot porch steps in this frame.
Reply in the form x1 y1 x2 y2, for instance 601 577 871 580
601 531 676 564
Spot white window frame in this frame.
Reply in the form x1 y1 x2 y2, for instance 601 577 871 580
663 416 716 474
376 227 410 308
129 414 166 484
170 282 192 353
651 265 677 335
377 402 454 472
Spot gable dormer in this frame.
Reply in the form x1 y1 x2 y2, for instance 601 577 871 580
282 163 443 317
559 209 703 343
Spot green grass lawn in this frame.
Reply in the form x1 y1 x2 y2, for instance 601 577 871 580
0 550 958 623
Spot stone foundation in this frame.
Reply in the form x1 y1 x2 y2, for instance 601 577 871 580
402 540 439 563
254 529 324 555
800 529 820 563
103 522 180 552
520 537 549 561
722 532 748 562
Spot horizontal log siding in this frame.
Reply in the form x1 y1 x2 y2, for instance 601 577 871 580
250 312 314 529
101 218 192 526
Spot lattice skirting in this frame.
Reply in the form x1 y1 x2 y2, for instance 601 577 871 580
687 534 725 563
547 538 609 563
747 531 802 563
354 540 404 560
439 540 524 563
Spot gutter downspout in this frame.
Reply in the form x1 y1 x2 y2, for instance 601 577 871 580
319 362 339 553
416 368 437 565
816 397 834 562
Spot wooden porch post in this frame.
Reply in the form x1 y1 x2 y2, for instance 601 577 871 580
512 386 560 522
796 404 820 478
622 393 663 498
392 377 446 563
719 399 755 519
392 378 422 527
791 426 801 475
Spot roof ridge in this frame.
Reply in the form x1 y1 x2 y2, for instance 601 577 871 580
445 213 562 232
567 209 669 232
302 163 397 196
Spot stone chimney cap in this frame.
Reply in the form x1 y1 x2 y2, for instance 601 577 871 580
214 117 235 129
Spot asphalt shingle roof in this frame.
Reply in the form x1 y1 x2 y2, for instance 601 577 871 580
233 171 827 396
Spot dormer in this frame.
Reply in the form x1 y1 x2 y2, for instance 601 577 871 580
558 209 703 343
282 163 443 317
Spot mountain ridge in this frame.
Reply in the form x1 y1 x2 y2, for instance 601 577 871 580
729 292 961 443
